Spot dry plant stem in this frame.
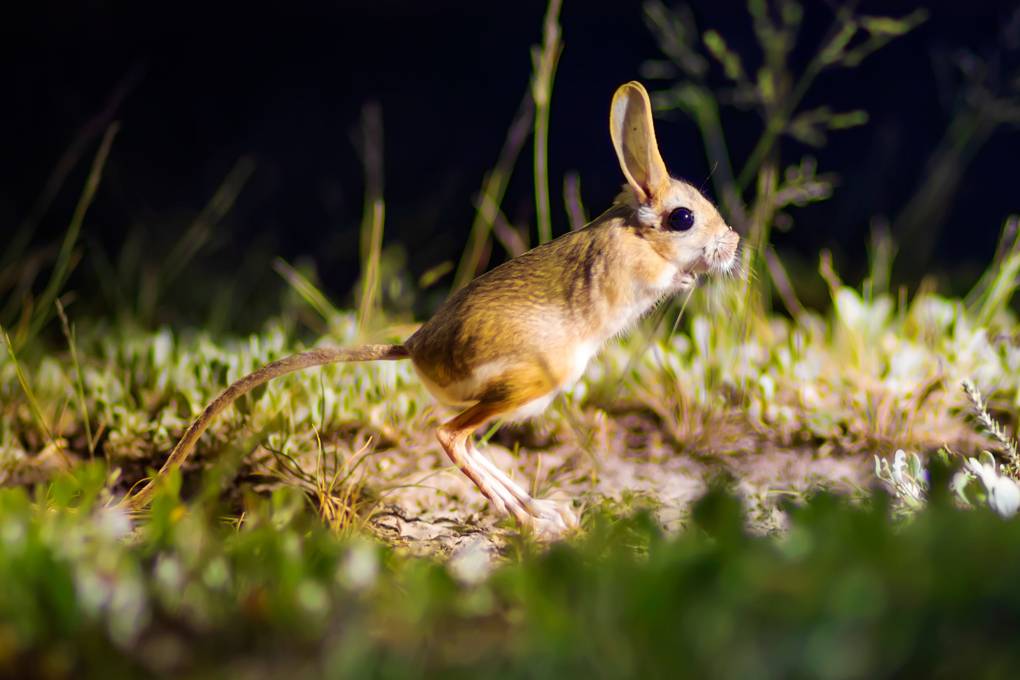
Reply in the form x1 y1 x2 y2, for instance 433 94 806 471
532 0 563 245
1 328 69 466
312 430 373 534
492 207 529 258
738 160 778 332
764 246 805 319
965 216 1020 313
357 103 385 334
684 92 746 227
0 245 61 323
894 74 1011 275
55 300 96 458
454 93 535 290
963 380 1020 473
153 157 256 315
563 172 588 230
273 258 342 326
865 220 896 297
960 216 1020 328
752 160 779 270
732 162 778 407
265 438 383 534
358 200 385 333
356 102 384 267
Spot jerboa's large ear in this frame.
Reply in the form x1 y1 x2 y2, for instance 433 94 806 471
610 81 670 204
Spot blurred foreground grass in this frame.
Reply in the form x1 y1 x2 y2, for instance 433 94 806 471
2 463 1020 678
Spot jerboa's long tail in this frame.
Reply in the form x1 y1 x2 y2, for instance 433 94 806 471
122 344 410 510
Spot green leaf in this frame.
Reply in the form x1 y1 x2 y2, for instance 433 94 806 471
860 13 926 37
703 30 745 82
820 21 857 65
828 110 869 129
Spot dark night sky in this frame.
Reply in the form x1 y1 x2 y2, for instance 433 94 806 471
3 0 1018 324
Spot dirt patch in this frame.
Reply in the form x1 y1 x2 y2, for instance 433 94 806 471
336 418 875 560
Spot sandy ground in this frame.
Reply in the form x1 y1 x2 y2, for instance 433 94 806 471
266 412 878 566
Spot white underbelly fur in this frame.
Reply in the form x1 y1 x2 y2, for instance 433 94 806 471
505 339 599 421
413 339 600 421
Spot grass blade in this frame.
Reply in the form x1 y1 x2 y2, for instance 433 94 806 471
563 171 588 230
453 93 534 290
273 258 342 325
0 67 139 286
2 327 69 466
153 156 256 311
531 0 563 245
355 103 385 335
358 200 385 334
20 123 119 349
55 300 96 458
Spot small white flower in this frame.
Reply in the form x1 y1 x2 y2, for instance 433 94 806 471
989 476 1020 519
340 541 378 591
891 450 909 487
97 506 133 540
962 454 1020 519
448 538 494 586
963 456 997 489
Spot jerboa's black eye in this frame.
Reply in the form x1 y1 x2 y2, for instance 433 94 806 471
667 207 695 231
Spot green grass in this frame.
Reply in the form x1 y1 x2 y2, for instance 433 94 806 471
2 465 1020 678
